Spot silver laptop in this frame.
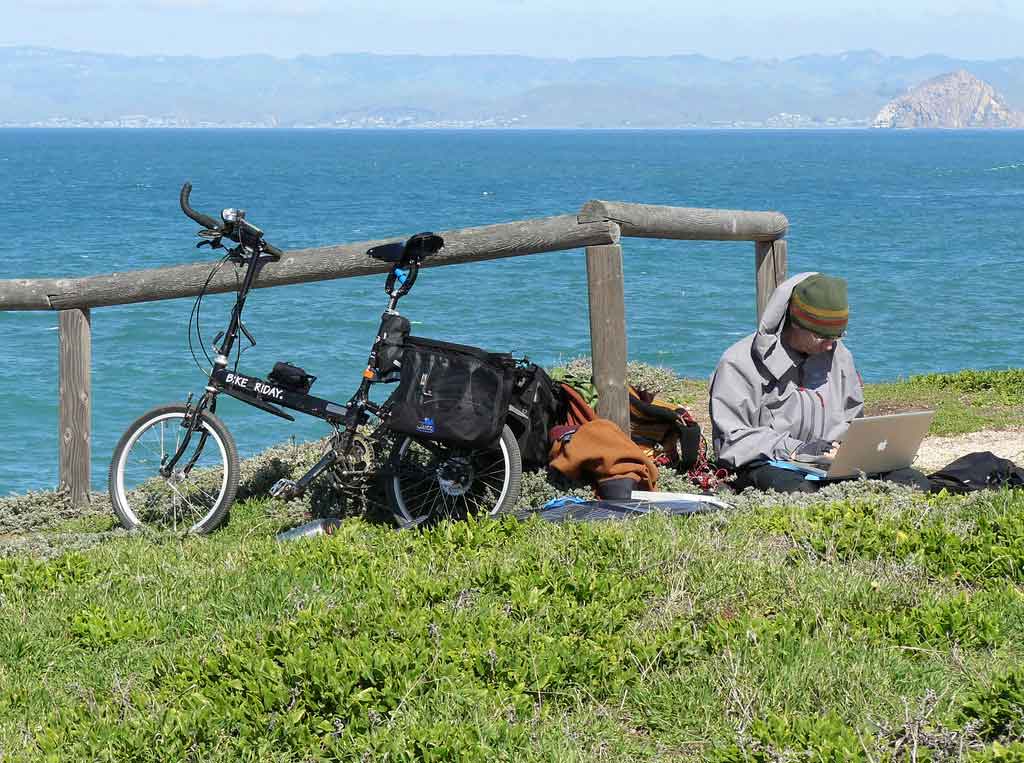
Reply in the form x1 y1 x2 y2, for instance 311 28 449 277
786 411 935 479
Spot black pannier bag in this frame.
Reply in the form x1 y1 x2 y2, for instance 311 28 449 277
387 336 514 450
372 312 411 380
268 361 316 394
507 363 566 470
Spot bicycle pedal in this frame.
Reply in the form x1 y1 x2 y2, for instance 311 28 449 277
270 478 301 500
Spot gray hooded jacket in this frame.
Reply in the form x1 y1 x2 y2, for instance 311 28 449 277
709 272 864 469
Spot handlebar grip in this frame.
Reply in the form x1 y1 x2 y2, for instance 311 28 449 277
179 182 223 232
264 242 284 260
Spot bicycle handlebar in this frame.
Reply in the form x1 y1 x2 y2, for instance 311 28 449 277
180 182 223 232
180 181 282 261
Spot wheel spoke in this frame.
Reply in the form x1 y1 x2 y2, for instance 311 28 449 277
388 431 517 527
113 410 233 533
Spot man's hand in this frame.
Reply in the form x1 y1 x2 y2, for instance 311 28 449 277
791 439 839 463
792 439 831 457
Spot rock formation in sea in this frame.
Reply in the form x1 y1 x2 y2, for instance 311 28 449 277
872 70 1024 128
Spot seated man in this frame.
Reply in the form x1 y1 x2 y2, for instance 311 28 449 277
709 272 930 493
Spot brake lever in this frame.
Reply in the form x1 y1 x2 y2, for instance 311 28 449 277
196 229 223 249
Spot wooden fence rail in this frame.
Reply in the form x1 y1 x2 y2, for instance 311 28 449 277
0 200 788 506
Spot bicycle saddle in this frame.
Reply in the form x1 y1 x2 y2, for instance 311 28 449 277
367 232 444 263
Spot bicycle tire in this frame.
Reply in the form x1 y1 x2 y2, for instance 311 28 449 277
385 424 522 529
108 404 239 534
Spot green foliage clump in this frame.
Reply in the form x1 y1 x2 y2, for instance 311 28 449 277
969 743 1024 761
755 490 1024 584
69 605 155 649
908 369 1024 403
0 552 99 596
710 713 865 762
549 358 599 407
959 669 1024 741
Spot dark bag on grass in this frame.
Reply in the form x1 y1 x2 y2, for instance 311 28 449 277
507 363 566 470
628 385 701 471
928 451 1024 493
387 336 514 449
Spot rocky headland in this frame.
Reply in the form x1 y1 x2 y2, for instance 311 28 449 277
873 69 1024 128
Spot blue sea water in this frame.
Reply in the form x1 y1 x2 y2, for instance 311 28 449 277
1 128 1022 495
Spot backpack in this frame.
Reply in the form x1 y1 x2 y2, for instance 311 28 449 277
507 364 566 470
928 451 1024 493
627 385 702 471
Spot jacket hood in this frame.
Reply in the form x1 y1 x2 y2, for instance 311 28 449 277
752 271 818 380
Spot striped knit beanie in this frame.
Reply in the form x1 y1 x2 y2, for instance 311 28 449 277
789 274 848 337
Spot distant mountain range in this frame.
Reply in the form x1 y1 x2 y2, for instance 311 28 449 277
3 46 1024 128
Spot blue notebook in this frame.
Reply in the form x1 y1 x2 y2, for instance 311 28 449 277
767 460 825 481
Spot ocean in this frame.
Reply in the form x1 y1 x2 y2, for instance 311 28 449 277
1 128 1022 495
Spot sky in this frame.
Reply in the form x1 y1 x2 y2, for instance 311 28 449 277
1 0 1022 60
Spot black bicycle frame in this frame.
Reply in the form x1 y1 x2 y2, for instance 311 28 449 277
160 242 412 484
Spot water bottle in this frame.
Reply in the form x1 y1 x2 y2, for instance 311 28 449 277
275 517 342 542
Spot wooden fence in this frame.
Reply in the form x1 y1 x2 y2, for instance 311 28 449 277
0 200 789 506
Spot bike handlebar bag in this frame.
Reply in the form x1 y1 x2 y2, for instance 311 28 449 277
268 361 316 394
386 336 514 449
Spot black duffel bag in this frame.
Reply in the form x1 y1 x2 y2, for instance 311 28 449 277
387 336 514 450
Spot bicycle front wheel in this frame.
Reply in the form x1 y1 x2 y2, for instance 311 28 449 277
385 425 522 529
108 404 239 534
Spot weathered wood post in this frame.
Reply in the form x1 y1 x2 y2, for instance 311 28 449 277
586 241 629 432
755 239 787 323
58 308 91 506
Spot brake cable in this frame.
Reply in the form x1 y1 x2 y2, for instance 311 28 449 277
188 253 230 375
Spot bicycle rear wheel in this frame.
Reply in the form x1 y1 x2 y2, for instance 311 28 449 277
385 424 522 529
108 404 239 534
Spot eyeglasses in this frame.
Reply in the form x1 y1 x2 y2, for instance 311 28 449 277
807 328 846 343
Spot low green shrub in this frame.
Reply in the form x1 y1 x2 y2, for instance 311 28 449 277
0 552 100 596
907 369 1024 403
752 491 1024 584
69 605 155 650
959 669 1024 742
709 713 866 762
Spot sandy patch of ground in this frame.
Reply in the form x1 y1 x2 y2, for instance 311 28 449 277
913 427 1024 473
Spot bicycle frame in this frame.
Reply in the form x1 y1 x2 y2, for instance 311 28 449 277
161 242 409 497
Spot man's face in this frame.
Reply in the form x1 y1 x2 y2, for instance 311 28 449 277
783 320 839 355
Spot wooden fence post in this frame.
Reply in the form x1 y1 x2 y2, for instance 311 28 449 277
755 239 787 323
58 308 91 507
586 243 629 433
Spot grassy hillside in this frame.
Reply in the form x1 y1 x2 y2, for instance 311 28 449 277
1 367 1023 761
3 489 1024 761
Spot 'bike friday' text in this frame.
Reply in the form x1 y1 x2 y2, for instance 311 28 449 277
224 373 285 401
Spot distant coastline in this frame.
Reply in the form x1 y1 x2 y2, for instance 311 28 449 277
0 116 872 130
3 46 1023 131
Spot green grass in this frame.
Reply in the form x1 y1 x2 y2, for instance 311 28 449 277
2 365 1024 760
3 488 1024 761
864 369 1024 436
